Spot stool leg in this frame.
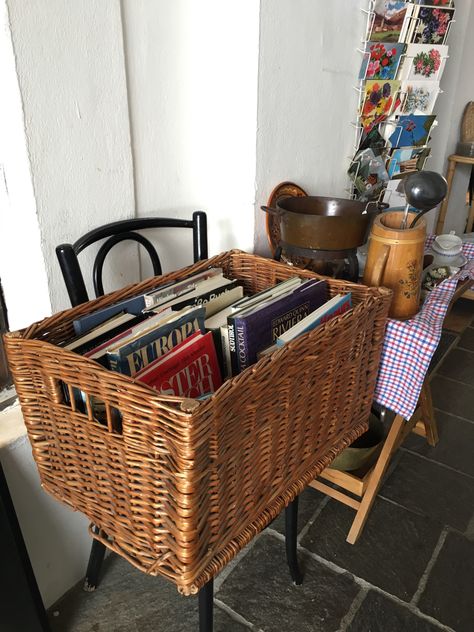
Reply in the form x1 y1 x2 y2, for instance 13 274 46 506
198 578 213 632
419 382 438 447
346 413 405 544
285 496 303 585
83 529 106 592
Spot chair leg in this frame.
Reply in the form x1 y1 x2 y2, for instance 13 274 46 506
83 530 106 592
346 413 405 545
198 578 213 632
285 496 303 585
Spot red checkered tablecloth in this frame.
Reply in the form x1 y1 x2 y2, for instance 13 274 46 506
373 239 474 419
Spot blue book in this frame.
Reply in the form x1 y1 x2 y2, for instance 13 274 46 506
73 294 149 335
275 293 352 347
106 305 206 376
227 279 328 375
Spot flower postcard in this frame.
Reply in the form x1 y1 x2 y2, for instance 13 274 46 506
387 114 437 147
408 6 454 44
397 80 440 115
386 146 431 178
359 42 406 80
360 80 401 135
370 1 412 42
398 44 448 81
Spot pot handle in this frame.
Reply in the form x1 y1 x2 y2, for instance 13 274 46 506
364 201 390 214
260 205 281 216
364 243 390 287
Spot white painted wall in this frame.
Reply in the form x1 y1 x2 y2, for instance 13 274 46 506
428 0 474 234
122 0 259 275
0 0 51 331
6 0 136 314
254 0 367 255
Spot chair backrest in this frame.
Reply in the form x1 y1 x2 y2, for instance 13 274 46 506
56 211 208 307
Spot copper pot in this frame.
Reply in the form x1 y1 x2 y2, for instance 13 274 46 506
261 196 387 251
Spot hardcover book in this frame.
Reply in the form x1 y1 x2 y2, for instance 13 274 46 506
227 279 328 375
134 331 222 399
275 294 352 347
73 294 150 335
143 268 224 309
107 305 206 376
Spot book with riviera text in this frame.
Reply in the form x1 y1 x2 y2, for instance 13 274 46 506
227 279 328 375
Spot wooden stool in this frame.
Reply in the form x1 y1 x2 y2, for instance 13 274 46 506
310 380 437 544
310 277 472 543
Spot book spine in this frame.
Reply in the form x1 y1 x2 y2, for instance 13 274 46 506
235 319 249 373
227 318 239 376
219 325 231 379
227 316 249 375
107 353 131 376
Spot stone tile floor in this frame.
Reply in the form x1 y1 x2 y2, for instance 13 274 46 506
49 303 474 632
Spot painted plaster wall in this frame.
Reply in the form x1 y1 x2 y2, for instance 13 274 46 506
254 0 367 255
428 0 474 234
122 0 260 274
0 0 51 331
6 0 136 314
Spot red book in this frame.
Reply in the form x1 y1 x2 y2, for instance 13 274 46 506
134 331 222 398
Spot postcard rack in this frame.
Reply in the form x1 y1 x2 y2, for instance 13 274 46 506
349 0 455 204
5 251 391 596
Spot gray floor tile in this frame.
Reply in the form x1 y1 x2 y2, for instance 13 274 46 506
418 531 474 632
458 325 474 351
430 374 474 421
437 348 474 385
269 487 325 536
217 534 359 632
48 555 247 632
429 331 457 374
300 497 441 600
404 410 474 477
382 451 474 531
347 591 443 632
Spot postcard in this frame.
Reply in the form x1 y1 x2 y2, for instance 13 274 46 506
398 44 448 81
386 147 431 178
396 80 440 115
408 6 454 45
360 80 401 135
387 114 437 147
370 1 411 43
348 148 389 201
359 42 406 80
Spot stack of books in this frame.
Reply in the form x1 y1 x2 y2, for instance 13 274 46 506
63 268 352 404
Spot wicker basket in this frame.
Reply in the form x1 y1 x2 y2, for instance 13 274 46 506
5 251 391 595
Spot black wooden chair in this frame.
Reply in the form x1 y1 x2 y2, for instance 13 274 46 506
55 210 303 632
56 211 208 307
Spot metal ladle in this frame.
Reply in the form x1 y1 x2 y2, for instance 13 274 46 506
400 171 448 229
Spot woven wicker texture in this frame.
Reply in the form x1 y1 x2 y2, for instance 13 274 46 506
5 251 391 595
